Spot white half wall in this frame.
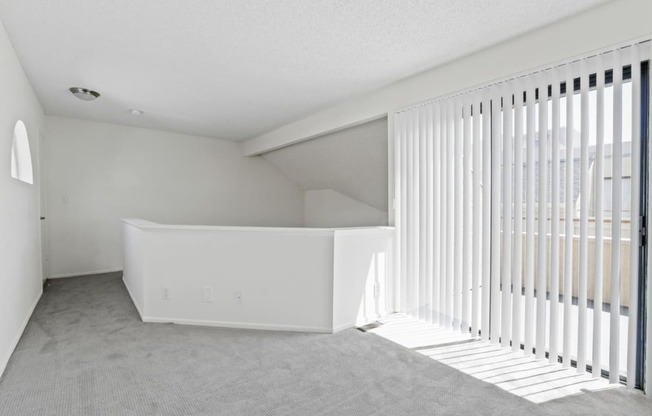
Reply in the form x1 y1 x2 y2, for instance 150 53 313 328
123 219 395 333
123 220 335 332
122 219 149 317
0 18 44 377
304 189 387 228
43 116 304 278
242 0 652 156
333 228 394 331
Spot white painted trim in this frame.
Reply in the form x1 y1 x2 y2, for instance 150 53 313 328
126 269 335 334
0 289 42 378
48 268 123 279
241 114 386 156
333 228 395 237
122 277 145 321
141 316 333 334
123 218 392 236
332 322 356 333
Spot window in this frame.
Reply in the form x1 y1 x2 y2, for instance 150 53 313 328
10 120 33 184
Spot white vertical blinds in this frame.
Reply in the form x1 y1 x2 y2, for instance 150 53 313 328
394 40 649 386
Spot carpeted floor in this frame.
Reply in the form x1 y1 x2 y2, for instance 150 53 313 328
0 273 650 415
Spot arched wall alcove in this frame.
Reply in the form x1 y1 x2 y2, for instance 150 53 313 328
10 120 33 184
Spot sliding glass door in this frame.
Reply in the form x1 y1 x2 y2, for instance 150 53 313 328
394 41 649 388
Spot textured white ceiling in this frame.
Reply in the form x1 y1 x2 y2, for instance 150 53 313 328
262 117 388 210
0 0 607 141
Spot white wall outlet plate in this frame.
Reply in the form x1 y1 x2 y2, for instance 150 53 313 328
202 287 213 303
233 291 243 304
162 286 170 300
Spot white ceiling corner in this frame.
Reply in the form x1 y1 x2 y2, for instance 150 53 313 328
0 0 608 141
262 117 389 211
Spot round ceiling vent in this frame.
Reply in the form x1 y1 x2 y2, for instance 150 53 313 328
69 87 100 101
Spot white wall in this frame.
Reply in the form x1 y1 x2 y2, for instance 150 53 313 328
242 0 652 156
122 219 149 316
123 220 335 332
261 117 388 212
304 189 387 228
43 116 304 278
0 19 44 377
333 228 394 331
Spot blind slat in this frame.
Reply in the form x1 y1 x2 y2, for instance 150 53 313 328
609 48 623 384
536 72 548 360
549 68 561 364
412 110 420 316
400 114 409 313
512 81 524 352
491 87 502 343
454 101 463 329
577 59 590 373
418 108 427 319
462 99 473 333
440 104 449 326
425 106 434 324
502 90 514 348
393 117 400 311
481 92 492 341
432 104 442 324
472 98 482 337
593 53 605 378
562 64 575 368
446 101 455 327
524 79 537 355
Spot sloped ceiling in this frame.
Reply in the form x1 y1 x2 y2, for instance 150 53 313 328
0 0 607 141
262 118 388 211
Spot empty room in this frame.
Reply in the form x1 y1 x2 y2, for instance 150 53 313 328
1 0 652 414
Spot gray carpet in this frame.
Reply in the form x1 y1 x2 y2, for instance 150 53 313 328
0 273 650 415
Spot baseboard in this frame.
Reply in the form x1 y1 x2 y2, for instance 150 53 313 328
48 268 123 279
122 277 145 321
0 288 42 379
332 322 356 333
142 316 333 334
122 276 331 333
